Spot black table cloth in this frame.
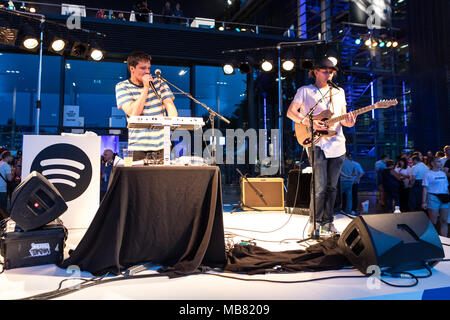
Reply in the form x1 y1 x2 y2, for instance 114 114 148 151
60 166 226 276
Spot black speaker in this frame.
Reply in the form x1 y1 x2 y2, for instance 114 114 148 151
286 170 311 208
338 212 444 274
10 171 68 231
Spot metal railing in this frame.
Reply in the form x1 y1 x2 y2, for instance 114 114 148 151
4 0 294 38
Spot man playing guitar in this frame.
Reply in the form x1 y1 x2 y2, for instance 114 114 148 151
286 57 356 237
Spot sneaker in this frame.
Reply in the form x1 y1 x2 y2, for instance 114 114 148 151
321 223 338 235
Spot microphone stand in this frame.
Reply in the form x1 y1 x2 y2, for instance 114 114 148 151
297 86 332 242
156 74 230 165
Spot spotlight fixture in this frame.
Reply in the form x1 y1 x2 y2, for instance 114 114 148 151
261 60 273 72
49 37 67 54
372 41 378 47
355 38 361 45
392 41 399 48
364 39 372 47
0 27 19 46
238 62 252 74
89 47 105 61
22 36 40 50
222 63 235 75
70 42 90 58
379 41 385 48
386 41 392 47
281 59 295 72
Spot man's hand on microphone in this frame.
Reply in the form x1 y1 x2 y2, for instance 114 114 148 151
142 74 154 88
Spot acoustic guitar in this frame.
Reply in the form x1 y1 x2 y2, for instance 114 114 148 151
295 99 398 147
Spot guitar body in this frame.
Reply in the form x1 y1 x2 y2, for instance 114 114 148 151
294 109 337 147
293 98 397 148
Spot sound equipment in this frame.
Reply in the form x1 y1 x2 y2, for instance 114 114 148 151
338 212 444 274
285 170 311 214
240 177 285 211
10 171 68 231
0 218 67 270
295 99 397 147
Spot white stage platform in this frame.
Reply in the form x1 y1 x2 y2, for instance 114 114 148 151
1 205 450 301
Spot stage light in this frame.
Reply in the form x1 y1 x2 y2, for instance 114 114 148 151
49 38 67 54
0 27 19 46
379 41 385 48
70 42 89 58
222 63 235 75
299 59 313 70
364 39 371 47
355 38 361 45
282 59 295 71
238 62 252 74
386 41 392 47
89 48 105 61
29 7 36 13
392 41 398 47
261 60 273 72
22 36 39 50
372 41 378 47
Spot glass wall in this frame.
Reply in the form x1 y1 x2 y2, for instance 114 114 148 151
0 52 61 150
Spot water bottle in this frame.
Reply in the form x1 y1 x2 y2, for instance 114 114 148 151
394 206 401 213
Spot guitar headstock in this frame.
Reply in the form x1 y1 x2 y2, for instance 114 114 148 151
375 99 398 109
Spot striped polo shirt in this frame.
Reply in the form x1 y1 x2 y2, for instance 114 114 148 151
115 78 175 151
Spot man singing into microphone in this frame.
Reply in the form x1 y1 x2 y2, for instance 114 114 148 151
115 51 178 161
286 57 356 237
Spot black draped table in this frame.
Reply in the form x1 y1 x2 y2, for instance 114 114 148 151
60 166 226 276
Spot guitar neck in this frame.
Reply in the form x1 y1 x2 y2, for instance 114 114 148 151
324 104 377 125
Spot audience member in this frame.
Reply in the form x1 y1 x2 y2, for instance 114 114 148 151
382 159 402 213
340 152 357 215
395 158 411 212
408 155 430 211
117 12 127 21
0 150 13 218
173 2 184 24
96 9 105 19
135 0 152 22
162 1 173 24
422 156 449 236
375 154 388 208
100 149 115 201
350 154 364 214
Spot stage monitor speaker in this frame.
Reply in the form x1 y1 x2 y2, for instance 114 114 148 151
286 169 311 209
240 177 284 211
338 212 444 274
10 171 68 231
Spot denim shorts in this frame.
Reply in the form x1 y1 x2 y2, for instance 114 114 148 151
428 193 450 210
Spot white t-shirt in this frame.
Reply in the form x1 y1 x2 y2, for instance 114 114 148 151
395 166 412 188
293 84 347 158
0 162 11 193
411 162 429 180
422 170 449 194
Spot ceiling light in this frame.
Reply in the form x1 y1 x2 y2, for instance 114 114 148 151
261 60 273 72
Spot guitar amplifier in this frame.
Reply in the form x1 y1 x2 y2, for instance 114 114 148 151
240 177 285 211
285 169 311 215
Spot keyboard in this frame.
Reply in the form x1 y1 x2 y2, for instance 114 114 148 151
127 116 205 130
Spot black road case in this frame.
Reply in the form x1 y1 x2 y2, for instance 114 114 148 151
0 218 67 270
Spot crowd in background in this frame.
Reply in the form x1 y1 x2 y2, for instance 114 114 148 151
0 148 22 219
96 1 185 25
375 145 450 236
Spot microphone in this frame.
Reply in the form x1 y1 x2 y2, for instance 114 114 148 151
327 80 340 91
154 69 162 78
148 78 162 101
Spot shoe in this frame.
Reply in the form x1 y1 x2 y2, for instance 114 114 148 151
321 223 338 236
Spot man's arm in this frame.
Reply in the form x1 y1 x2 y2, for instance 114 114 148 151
422 186 428 210
163 98 178 117
287 101 327 130
118 74 152 116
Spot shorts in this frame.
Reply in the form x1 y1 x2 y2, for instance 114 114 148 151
428 193 450 210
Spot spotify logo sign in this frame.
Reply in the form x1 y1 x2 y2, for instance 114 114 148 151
30 143 93 202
